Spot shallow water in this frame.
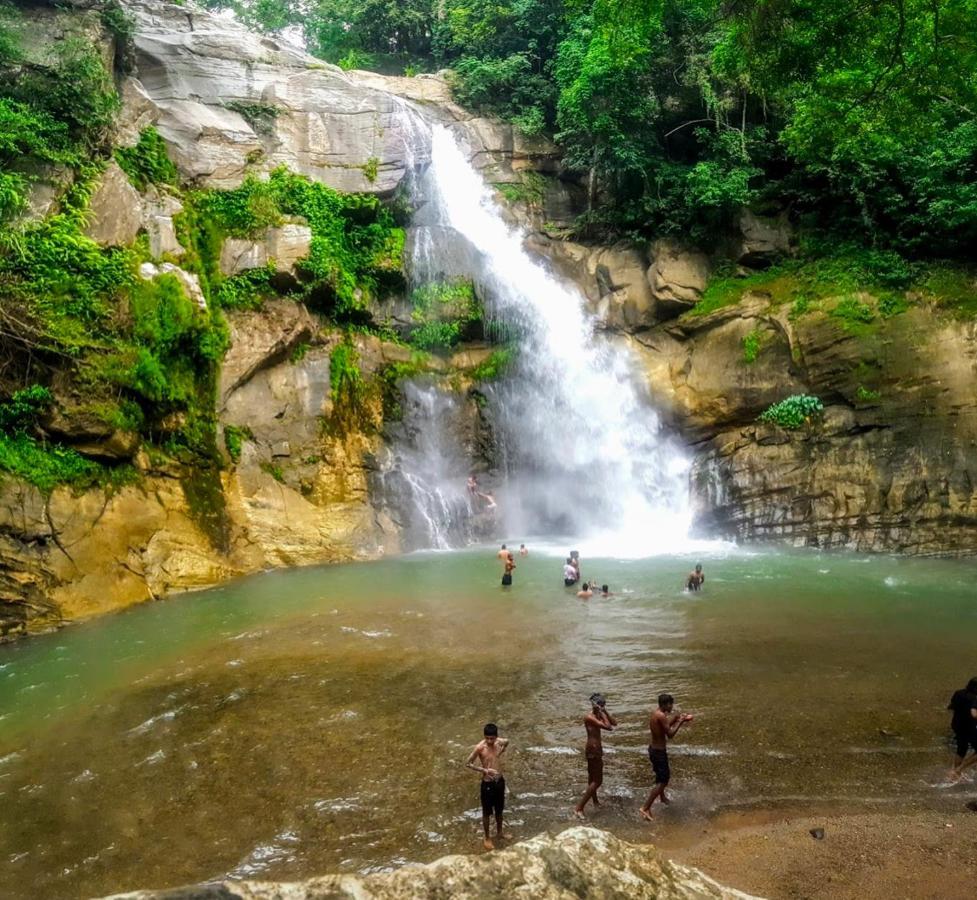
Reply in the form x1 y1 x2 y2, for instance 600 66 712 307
0 545 974 898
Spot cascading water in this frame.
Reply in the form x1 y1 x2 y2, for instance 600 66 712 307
389 118 699 556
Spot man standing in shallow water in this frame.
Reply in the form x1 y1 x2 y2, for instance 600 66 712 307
573 693 616 818
466 723 509 849
639 692 693 821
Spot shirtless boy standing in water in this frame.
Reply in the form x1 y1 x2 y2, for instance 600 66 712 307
574 693 617 818
466 723 509 849
639 693 693 820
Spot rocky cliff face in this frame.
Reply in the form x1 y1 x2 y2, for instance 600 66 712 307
105 827 760 900
631 293 977 555
0 0 513 640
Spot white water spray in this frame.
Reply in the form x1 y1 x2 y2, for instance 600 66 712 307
396 126 698 556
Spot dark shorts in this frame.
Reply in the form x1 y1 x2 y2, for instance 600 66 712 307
502 573 512 586
586 752 603 784
649 747 670 784
687 578 700 591
480 777 505 816
954 730 977 758
564 578 577 587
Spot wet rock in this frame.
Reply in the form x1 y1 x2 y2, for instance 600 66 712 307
810 827 825 840
84 161 143 247
103 826 762 899
632 299 977 555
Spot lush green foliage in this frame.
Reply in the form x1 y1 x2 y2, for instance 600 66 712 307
0 384 52 430
758 394 824 430
225 0 977 257
469 348 513 382
741 328 762 364
329 339 363 406
0 433 99 492
223 424 253 463
115 128 178 191
408 279 481 350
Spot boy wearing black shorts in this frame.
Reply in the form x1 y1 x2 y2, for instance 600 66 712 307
639 692 693 821
466 723 509 849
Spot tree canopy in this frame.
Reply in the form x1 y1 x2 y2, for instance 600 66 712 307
172 1 977 253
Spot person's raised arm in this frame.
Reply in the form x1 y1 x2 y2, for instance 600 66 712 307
666 713 693 739
586 711 614 731
602 707 618 727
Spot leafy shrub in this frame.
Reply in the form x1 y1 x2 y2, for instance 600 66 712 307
115 127 178 191
197 176 282 237
856 385 881 403
224 101 280 135
223 424 253 463
742 328 762 364
214 266 275 310
470 348 512 382
0 385 52 431
329 339 362 406
758 394 824 430
0 433 99 492
831 295 875 328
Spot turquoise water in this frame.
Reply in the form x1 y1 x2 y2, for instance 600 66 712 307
0 544 974 898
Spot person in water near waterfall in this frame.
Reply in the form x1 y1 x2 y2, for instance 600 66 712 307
600 584 613 597
501 552 516 587
467 475 479 497
497 544 508 561
466 723 509 850
519 544 528 556
573 693 616 819
639 693 693 821
947 677 977 781
563 557 578 587
686 564 704 591
577 582 593 599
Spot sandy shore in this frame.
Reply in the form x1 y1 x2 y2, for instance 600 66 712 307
657 806 977 899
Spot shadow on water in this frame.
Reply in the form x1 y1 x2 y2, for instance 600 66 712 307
0 546 975 897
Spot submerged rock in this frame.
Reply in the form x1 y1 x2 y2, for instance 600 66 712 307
104 826 761 899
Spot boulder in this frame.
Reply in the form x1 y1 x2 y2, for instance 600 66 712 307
648 240 712 318
142 188 185 259
103 826 761 899
219 222 313 278
737 209 793 267
589 243 656 331
218 299 317 405
84 161 143 247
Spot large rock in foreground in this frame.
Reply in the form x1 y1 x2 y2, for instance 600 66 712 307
106 827 760 899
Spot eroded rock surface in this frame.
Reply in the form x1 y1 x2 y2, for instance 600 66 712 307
104 826 761 900
632 298 977 554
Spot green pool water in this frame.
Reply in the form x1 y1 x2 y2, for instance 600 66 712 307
0 544 974 898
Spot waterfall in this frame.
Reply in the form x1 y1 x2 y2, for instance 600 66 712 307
388 122 697 557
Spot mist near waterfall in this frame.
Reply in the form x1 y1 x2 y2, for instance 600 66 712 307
389 125 697 556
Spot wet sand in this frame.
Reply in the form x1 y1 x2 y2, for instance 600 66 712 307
659 805 977 899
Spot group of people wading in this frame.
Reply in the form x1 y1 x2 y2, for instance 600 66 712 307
468 542 703 851
465 692 695 850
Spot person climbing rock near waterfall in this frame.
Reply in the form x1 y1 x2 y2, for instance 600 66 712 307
573 693 616 819
639 693 693 821
467 475 479 497
501 552 516 587
686 564 704 592
466 723 509 850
